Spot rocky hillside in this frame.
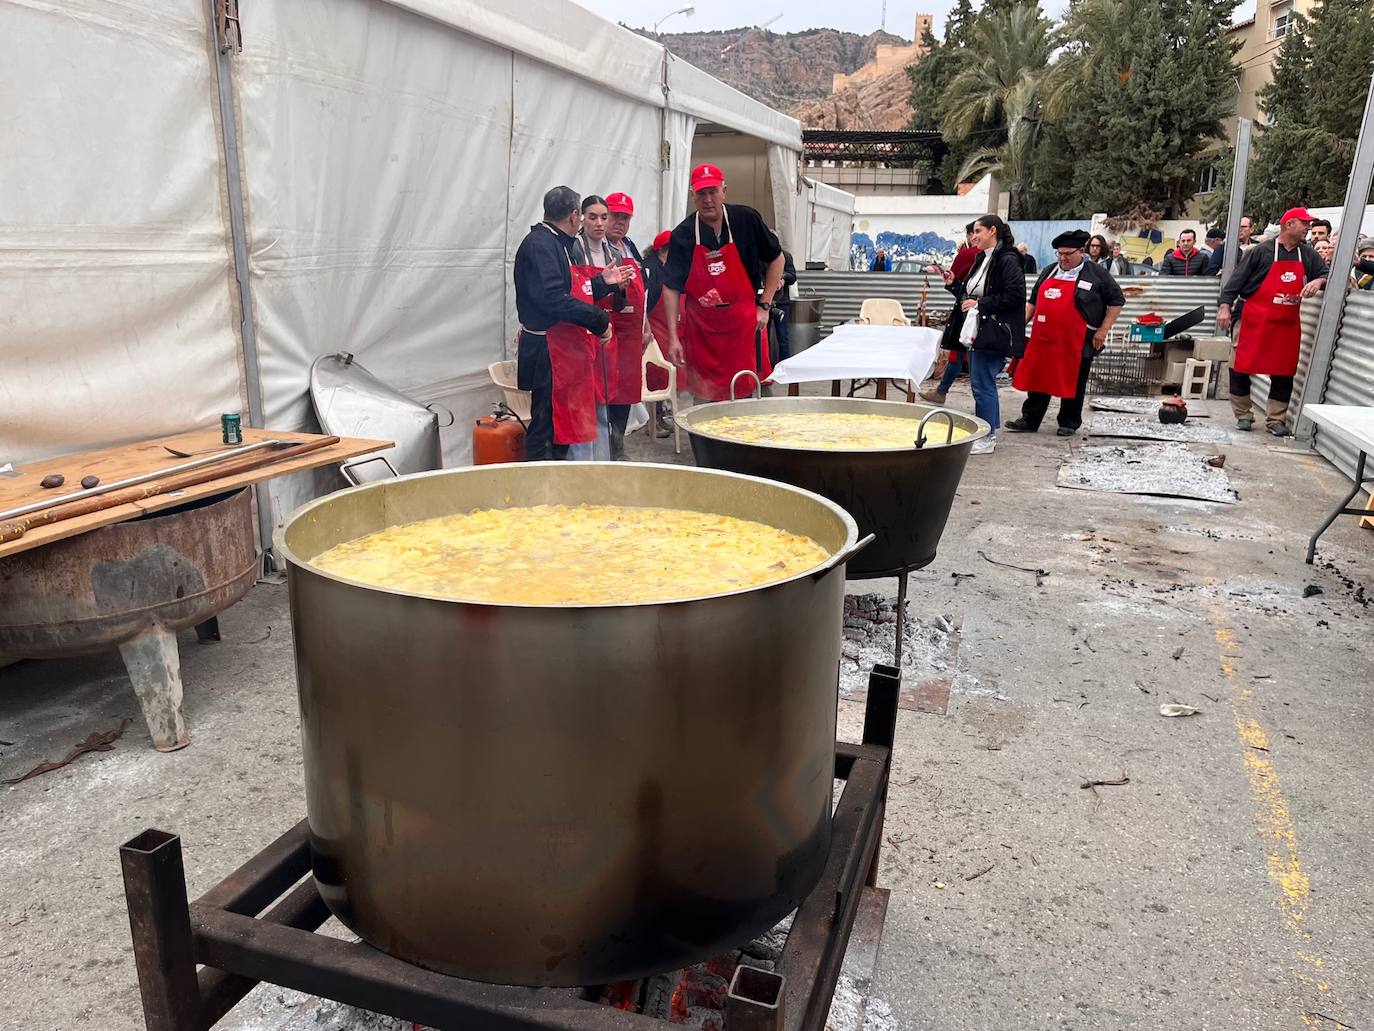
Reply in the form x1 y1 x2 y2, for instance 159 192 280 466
643 26 907 112
789 65 914 130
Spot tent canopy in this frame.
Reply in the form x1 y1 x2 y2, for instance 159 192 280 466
0 0 810 528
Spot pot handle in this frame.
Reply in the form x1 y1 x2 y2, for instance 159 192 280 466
341 454 399 485
811 533 876 580
915 409 955 449
730 370 763 401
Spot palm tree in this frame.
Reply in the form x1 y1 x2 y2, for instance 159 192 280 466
938 3 1056 218
956 90 1041 219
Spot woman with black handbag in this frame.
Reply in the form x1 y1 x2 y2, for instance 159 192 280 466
948 215 1026 455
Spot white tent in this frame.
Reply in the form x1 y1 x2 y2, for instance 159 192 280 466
0 0 817 534
792 178 858 271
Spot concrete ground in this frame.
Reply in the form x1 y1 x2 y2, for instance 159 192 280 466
2 380 1371 1030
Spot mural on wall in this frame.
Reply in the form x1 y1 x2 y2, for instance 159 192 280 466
851 221 962 272
850 216 1094 271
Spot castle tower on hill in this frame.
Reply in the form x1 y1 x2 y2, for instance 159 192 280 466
830 13 934 93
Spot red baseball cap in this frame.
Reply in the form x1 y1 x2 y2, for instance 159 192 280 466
690 163 725 192
1279 207 1315 224
606 192 634 215
652 230 672 251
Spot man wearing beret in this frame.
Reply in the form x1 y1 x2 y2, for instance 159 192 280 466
1218 207 1329 435
1007 229 1125 436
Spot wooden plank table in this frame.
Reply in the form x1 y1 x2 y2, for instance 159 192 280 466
0 428 390 560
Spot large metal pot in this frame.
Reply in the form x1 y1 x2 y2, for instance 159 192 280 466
277 462 863 987
682 397 989 577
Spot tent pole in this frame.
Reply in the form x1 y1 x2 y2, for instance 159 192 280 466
1219 117 1252 286
206 0 276 574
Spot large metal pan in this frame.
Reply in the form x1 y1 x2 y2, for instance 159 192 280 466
681 397 988 577
277 462 865 987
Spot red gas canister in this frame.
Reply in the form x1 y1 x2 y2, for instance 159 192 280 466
472 406 526 465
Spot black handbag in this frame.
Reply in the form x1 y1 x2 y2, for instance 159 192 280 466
940 307 968 353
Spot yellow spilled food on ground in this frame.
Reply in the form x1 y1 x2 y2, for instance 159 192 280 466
696 413 970 449
311 504 829 604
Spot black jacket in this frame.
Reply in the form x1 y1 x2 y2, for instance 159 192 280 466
513 222 612 335
513 222 613 390
949 244 1028 357
1030 259 1126 332
1219 241 1330 306
1158 248 1210 277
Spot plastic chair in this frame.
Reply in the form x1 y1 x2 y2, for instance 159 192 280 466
487 360 532 422
859 298 912 327
640 337 681 455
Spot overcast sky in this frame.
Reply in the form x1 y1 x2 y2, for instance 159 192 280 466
571 0 1257 40
572 1 1056 39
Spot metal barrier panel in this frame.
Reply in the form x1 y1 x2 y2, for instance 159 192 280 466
1314 289 1374 480
796 271 1222 339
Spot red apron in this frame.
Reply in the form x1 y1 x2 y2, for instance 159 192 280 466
607 256 646 404
1014 274 1089 398
570 260 616 404
682 211 770 401
1234 243 1305 376
546 262 600 445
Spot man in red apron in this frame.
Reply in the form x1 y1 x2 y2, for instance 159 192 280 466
660 165 786 402
1218 207 1330 435
1007 229 1125 437
512 186 617 460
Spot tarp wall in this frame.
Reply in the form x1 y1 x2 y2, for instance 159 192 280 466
233 0 516 517
0 0 241 462
1 0 802 533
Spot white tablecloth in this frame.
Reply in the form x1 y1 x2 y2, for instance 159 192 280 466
770 324 942 386
1302 404 1374 454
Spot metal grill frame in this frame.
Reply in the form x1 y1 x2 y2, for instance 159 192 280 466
120 668 901 1031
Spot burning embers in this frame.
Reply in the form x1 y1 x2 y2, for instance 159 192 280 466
839 593 956 697
595 915 791 1028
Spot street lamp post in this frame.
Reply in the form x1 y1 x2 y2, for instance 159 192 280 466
653 4 695 33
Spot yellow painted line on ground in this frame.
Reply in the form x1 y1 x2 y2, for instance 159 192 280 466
1207 606 1340 1027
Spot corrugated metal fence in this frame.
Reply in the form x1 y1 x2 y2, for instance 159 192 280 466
796 270 1222 337
796 272 1374 482
1315 290 1374 478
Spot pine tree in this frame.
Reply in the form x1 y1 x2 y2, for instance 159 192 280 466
1248 0 1374 217
1035 0 1241 218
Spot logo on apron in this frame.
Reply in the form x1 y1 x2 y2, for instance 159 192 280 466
1280 271 1298 283
706 249 726 277
582 281 593 295
1045 287 1063 299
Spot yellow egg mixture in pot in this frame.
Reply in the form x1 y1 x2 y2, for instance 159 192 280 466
311 504 830 605
696 412 971 449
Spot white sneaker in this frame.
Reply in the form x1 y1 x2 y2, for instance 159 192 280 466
970 435 996 455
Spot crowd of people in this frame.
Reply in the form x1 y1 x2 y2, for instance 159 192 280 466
512 165 791 461
514 177 1370 464
914 207 1355 445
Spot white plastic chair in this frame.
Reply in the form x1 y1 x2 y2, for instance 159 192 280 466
640 337 681 454
859 298 912 327
487 360 532 422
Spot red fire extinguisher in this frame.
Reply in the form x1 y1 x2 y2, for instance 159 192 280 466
473 403 526 465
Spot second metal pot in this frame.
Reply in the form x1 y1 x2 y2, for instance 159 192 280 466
682 397 988 577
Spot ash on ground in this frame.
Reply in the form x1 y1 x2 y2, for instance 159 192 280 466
839 593 955 697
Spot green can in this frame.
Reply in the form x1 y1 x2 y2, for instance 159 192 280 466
221 412 243 445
